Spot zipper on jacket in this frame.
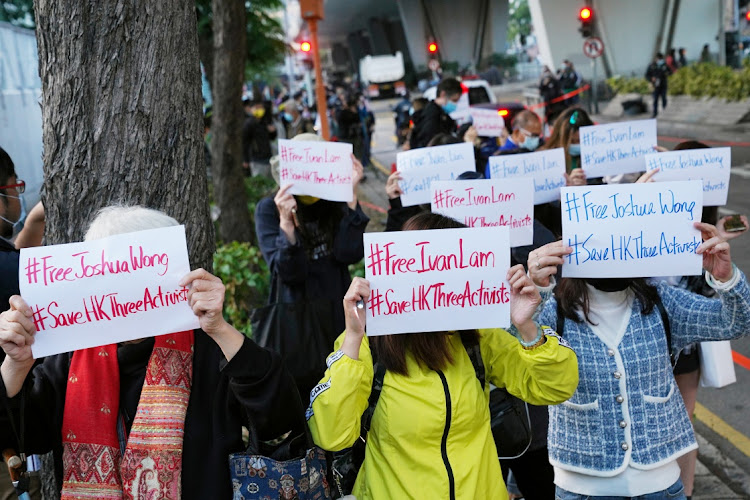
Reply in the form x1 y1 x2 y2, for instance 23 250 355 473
437 370 456 500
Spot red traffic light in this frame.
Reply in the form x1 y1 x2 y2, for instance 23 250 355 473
300 41 312 52
746 10 750 21
579 7 592 20
428 42 438 53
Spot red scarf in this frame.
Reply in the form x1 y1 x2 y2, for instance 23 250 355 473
61 331 194 499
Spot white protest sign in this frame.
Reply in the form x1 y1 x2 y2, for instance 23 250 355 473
364 227 511 336
278 139 354 202
469 108 505 137
561 181 703 278
488 148 566 204
397 142 475 206
580 119 657 177
431 179 534 247
645 147 731 206
19 226 200 358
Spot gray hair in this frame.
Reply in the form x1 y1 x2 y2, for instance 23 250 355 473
84 205 179 241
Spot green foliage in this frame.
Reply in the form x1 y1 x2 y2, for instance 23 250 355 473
507 0 531 43
481 53 518 74
349 260 365 279
668 62 750 101
606 75 651 95
0 0 35 28
213 241 269 337
608 63 750 101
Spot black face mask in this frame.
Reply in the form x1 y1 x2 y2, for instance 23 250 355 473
585 278 634 292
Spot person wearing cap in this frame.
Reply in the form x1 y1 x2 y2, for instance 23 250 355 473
255 134 369 402
280 99 314 139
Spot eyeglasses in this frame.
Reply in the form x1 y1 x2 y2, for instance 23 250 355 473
0 180 25 194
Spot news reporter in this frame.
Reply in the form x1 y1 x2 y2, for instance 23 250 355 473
0 206 302 500
307 213 578 499
528 223 750 500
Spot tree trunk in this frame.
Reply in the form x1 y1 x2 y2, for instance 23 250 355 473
210 0 253 243
34 0 214 271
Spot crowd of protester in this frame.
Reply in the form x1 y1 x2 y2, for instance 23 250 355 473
0 53 747 499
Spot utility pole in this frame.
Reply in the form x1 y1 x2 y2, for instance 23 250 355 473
300 0 330 140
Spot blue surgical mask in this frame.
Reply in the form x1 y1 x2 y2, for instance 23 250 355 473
283 112 294 122
442 101 458 114
522 136 540 151
0 193 24 234
568 143 581 156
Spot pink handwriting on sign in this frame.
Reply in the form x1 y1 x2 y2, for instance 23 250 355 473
280 145 343 164
23 246 169 287
367 279 510 318
366 239 496 277
432 187 516 210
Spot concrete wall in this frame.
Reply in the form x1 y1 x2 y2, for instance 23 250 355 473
529 0 721 79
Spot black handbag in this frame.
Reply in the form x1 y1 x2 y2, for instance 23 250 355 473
251 273 339 396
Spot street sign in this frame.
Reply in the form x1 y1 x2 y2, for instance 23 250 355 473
428 58 441 72
583 37 604 58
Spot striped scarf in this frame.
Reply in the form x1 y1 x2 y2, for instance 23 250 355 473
61 331 194 499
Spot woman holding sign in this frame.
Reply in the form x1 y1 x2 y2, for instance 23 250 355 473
307 213 579 500
527 223 750 500
0 206 303 500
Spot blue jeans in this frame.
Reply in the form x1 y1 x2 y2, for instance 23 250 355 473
555 479 686 500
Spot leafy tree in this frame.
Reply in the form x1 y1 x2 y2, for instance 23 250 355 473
0 0 35 28
507 0 531 43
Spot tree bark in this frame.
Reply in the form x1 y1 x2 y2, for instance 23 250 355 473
210 0 254 243
34 0 214 270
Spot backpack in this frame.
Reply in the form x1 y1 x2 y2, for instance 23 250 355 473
329 333 532 498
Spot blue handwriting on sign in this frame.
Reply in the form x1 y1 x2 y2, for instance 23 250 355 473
564 189 696 223
566 232 701 265
581 125 646 146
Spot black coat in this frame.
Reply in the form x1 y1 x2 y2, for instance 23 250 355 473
0 331 303 499
0 238 19 311
410 101 456 149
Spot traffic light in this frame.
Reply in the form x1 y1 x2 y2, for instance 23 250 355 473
746 9 750 21
428 41 438 54
578 6 594 38
300 41 312 53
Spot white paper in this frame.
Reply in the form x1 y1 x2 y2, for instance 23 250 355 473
488 148 567 204
364 227 511 336
469 108 505 137
397 142 476 206
645 147 731 206
19 226 200 358
278 139 354 202
580 119 657 177
561 181 703 278
431 179 534 247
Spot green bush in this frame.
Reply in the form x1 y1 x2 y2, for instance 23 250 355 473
606 75 651 95
214 241 270 337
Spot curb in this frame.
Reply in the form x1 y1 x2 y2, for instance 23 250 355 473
695 430 750 498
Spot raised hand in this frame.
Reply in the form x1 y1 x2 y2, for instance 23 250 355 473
0 296 35 365
386 171 403 200
528 241 573 287
695 222 733 281
341 277 370 360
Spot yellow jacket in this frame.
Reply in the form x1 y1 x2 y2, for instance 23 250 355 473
307 328 579 499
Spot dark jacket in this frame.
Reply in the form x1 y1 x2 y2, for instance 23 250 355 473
645 61 671 89
0 238 19 311
385 197 426 232
255 197 369 333
0 331 303 500
242 115 276 162
410 101 456 149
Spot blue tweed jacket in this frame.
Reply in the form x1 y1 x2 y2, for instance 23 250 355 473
538 273 750 476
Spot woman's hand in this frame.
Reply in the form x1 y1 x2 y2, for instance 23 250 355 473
386 171 403 200
528 241 573 287
564 168 587 186
636 168 659 183
717 215 749 241
652 145 669 153
463 125 479 146
351 154 364 187
341 277 369 360
695 222 733 281
274 184 298 244
507 265 541 342
0 296 35 365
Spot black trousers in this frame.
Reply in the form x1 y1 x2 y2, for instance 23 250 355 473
652 86 668 115
501 447 555 500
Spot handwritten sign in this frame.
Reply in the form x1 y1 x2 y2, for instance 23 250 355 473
430 179 534 247
397 143 475 207
469 108 505 137
645 147 731 206
488 148 566 204
580 119 657 177
19 226 200 358
364 227 511 335
561 181 703 278
278 139 353 202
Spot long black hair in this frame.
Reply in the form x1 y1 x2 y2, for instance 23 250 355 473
555 278 660 324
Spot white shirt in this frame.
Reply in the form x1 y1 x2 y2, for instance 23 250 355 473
553 285 681 496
